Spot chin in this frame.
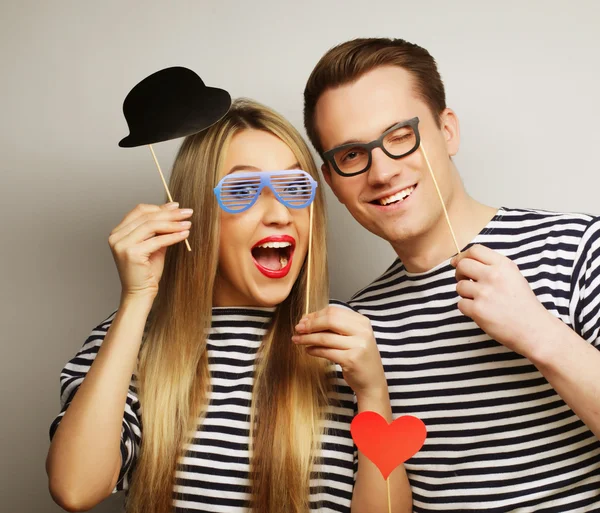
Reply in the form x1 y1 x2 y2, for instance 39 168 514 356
250 284 294 308
380 211 433 243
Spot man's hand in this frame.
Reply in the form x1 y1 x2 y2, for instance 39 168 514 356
450 244 556 357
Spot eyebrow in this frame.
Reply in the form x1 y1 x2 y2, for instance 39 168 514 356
226 162 301 175
332 119 410 148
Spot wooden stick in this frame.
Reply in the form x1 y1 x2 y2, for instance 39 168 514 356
387 478 392 513
148 144 191 252
304 202 314 316
419 144 461 256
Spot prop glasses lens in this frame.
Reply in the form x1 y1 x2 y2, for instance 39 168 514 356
214 170 317 214
323 117 421 177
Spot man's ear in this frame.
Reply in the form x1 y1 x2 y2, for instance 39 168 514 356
440 108 460 157
321 162 332 187
321 162 342 203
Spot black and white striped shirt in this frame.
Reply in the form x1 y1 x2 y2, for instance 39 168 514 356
50 305 356 512
349 207 600 512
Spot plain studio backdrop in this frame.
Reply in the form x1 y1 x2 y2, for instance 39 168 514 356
2 1 599 512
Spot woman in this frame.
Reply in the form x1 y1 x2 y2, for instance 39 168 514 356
46 99 411 513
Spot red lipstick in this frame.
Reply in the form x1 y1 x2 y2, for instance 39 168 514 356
251 235 295 279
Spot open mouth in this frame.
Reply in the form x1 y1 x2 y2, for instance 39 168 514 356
251 236 295 278
370 184 417 207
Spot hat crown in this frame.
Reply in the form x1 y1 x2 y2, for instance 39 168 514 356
119 67 231 148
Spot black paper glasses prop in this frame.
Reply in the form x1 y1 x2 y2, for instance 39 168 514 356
323 117 460 255
323 118 421 178
119 67 232 252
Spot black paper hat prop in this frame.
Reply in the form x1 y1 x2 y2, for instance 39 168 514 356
119 66 232 251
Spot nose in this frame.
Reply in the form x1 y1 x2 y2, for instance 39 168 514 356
366 147 402 187
259 189 293 227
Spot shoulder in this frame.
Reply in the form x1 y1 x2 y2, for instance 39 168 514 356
95 310 118 331
346 258 404 310
494 206 597 234
571 214 600 275
478 207 598 258
77 310 118 354
328 299 359 313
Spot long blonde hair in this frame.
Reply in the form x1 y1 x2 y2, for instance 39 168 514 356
126 99 332 513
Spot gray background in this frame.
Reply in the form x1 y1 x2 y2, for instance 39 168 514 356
2 1 599 512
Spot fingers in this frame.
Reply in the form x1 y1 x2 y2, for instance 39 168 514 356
451 244 500 267
456 278 478 299
454 257 487 282
292 332 351 350
457 297 476 319
304 344 384 384
112 230 190 270
117 204 190 241
109 204 193 248
295 305 371 337
112 203 173 234
452 246 517 285
304 346 347 364
116 217 191 248
136 229 190 255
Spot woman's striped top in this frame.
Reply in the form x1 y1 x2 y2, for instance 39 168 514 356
50 305 357 512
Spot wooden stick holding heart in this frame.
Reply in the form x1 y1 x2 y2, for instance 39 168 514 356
351 412 427 513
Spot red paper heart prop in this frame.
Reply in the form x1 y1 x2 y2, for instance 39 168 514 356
351 412 427 479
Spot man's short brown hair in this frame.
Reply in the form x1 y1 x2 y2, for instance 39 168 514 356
303 38 446 156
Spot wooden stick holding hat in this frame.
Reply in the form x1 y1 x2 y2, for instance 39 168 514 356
119 67 232 253
147 144 192 251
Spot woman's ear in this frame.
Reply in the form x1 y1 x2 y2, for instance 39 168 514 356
440 108 460 157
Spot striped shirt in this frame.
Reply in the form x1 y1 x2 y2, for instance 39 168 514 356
349 207 600 512
50 305 356 512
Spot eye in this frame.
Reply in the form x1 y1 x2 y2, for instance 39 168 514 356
339 146 367 164
341 150 359 163
389 134 411 143
230 182 259 196
283 181 307 196
384 127 416 151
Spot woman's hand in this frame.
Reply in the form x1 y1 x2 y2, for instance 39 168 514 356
293 306 387 400
108 202 192 301
294 307 410 513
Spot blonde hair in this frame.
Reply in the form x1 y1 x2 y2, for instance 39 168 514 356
126 99 332 513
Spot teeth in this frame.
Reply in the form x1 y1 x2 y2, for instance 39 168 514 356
379 186 415 206
256 241 292 249
279 255 288 268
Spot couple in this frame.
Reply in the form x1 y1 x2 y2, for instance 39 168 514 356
47 38 600 513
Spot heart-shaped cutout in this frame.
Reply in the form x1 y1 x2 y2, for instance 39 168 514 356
351 411 427 479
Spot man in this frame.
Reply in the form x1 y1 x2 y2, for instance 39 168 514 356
302 38 600 511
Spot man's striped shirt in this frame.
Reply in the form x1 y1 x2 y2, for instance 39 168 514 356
349 207 600 512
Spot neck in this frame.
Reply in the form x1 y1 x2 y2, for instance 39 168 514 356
391 175 498 273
